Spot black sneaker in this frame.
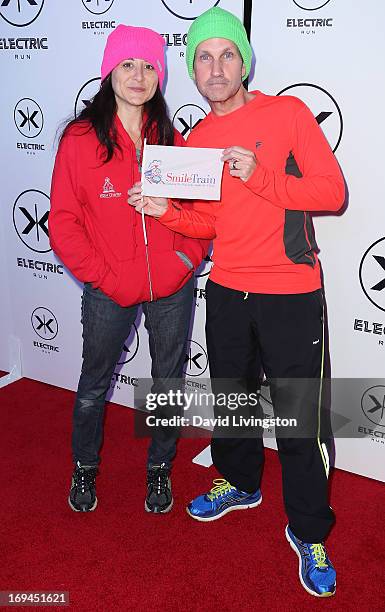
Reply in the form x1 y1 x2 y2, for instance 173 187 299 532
68 461 98 512
145 463 173 514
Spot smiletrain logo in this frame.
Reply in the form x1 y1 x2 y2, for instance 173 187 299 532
144 159 216 187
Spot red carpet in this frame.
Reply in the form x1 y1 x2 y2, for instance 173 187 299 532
1 378 384 611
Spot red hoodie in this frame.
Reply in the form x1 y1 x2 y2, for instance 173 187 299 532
49 116 208 306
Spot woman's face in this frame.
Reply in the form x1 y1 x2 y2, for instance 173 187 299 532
111 58 159 108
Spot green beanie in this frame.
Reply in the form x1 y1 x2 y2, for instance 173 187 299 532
186 6 252 82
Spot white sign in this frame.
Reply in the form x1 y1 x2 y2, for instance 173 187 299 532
141 144 224 200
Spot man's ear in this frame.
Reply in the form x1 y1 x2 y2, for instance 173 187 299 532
241 63 246 78
192 67 196 82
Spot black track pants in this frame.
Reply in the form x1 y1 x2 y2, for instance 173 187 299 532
205 279 335 543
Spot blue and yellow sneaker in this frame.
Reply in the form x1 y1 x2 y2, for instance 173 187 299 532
285 525 336 597
186 478 262 522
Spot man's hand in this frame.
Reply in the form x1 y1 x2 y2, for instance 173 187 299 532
222 146 258 182
128 182 168 217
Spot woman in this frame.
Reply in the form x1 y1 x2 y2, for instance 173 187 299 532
49 24 208 514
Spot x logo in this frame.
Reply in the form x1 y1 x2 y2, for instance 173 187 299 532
17 107 39 130
368 394 385 421
371 256 385 291
31 307 58 340
19 205 49 240
1 0 38 7
315 111 332 125
177 115 203 137
35 314 54 334
185 349 204 370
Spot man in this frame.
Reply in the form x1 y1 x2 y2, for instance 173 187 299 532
128 7 344 597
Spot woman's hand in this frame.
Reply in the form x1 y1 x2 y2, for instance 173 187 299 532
128 182 168 217
222 146 258 182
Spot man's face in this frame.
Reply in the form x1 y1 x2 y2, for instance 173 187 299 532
193 38 245 103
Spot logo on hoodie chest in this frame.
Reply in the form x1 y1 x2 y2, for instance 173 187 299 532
99 177 122 199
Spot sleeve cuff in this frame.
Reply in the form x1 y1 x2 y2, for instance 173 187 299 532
244 163 266 194
157 200 181 225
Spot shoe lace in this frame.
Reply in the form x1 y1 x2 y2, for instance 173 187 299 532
207 479 235 501
148 463 169 495
74 467 97 495
310 543 328 569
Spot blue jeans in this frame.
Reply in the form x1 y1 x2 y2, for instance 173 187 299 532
72 276 194 468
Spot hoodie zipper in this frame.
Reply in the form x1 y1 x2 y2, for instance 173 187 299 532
143 216 154 301
136 146 154 301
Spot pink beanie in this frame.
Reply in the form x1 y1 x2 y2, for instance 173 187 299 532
101 24 166 89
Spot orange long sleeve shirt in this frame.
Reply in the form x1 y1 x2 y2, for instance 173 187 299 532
159 90 345 294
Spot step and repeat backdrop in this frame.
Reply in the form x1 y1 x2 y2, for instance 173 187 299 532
0 0 384 481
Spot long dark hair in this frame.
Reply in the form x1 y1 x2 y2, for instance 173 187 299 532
60 74 175 163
